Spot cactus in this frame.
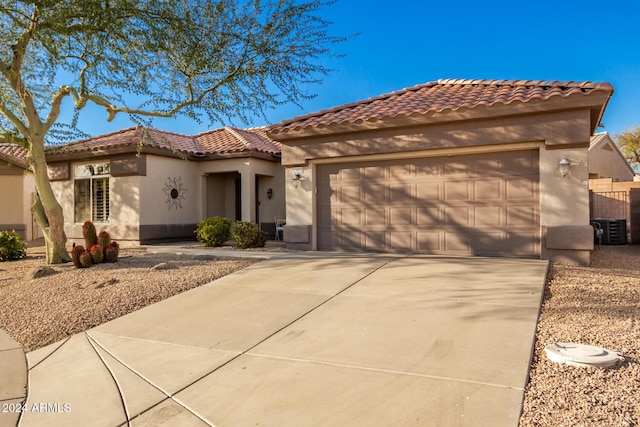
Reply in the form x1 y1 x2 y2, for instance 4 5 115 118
111 241 120 258
83 221 98 249
105 244 118 263
90 244 104 264
98 231 111 257
79 250 93 268
71 245 85 268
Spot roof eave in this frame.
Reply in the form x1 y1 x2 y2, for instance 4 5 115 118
268 90 614 141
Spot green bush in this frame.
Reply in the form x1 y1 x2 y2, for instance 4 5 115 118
232 221 266 249
195 216 231 247
0 230 27 261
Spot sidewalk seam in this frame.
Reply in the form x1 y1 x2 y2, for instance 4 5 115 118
86 332 215 427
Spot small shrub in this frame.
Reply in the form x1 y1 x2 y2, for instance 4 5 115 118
195 217 231 247
0 230 27 261
232 221 267 249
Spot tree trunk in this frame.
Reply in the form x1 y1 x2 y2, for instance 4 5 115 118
28 134 71 264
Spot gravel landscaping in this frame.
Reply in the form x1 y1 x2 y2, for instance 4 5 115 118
520 245 640 427
1 242 638 425
0 244 258 352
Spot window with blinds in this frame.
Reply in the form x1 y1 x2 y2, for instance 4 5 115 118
74 163 110 223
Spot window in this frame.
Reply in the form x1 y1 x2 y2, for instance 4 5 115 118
74 163 110 223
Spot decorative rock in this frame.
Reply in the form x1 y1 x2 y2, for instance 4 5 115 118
26 266 56 280
151 262 178 271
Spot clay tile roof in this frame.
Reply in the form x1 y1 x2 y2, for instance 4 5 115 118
270 79 615 133
0 143 28 168
47 125 281 157
46 127 199 155
194 126 281 155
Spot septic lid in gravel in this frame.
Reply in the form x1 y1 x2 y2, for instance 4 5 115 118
545 342 624 368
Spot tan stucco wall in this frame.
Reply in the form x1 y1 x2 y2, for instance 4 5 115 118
588 140 635 181
280 107 596 262
0 174 26 227
139 156 200 226
52 164 142 243
257 166 286 226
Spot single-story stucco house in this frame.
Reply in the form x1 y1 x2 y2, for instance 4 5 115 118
588 132 635 181
268 79 615 265
3 78 623 265
0 144 42 240
44 126 285 244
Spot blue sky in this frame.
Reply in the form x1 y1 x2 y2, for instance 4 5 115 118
73 0 640 138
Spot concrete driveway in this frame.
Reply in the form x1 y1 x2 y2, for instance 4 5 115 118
16 253 548 427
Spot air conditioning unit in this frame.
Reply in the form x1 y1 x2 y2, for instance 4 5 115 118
591 219 627 245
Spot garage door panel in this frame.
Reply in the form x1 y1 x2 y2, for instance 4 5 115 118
443 160 471 176
507 231 540 255
506 205 539 226
364 166 386 179
475 232 507 254
390 164 413 178
473 158 502 175
341 168 362 181
416 162 442 176
340 185 362 204
444 181 470 200
474 179 502 200
503 151 538 175
475 206 502 226
389 207 412 225
417 232 441 251
317 184 334 206
365 232 386 250
506 177 537 199
364 208 386 226
390 184 413 202
340 208 362 226
444 207 470 226
444 232 472 252
364 184 386 203
416 181 440 199
417 207 443 225
390 232 413 251
317 150 540 257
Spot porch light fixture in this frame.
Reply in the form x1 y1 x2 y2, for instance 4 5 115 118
267 188 273 199
292 168 303 181
558 156 571 178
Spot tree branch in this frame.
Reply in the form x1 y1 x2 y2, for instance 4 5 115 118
0 101 29 137
42 86 74 133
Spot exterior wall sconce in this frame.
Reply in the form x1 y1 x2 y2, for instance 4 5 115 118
558 156 571 177
267 188 273 199
292 168 303 181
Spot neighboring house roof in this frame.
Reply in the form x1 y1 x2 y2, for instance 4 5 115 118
588 131 634 176
270 79 614 134
45 126 280 160
589 132 612 151
0 143 28 168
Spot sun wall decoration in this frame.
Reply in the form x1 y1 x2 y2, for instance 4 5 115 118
163 176 187 210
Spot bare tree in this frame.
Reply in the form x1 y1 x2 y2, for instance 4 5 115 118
0 0 344 263
615 126 640 171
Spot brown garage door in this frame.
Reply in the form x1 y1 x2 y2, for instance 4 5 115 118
317 150 540 257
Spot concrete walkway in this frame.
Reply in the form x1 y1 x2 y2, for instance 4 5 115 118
0 329 27 427
10 252 548 427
